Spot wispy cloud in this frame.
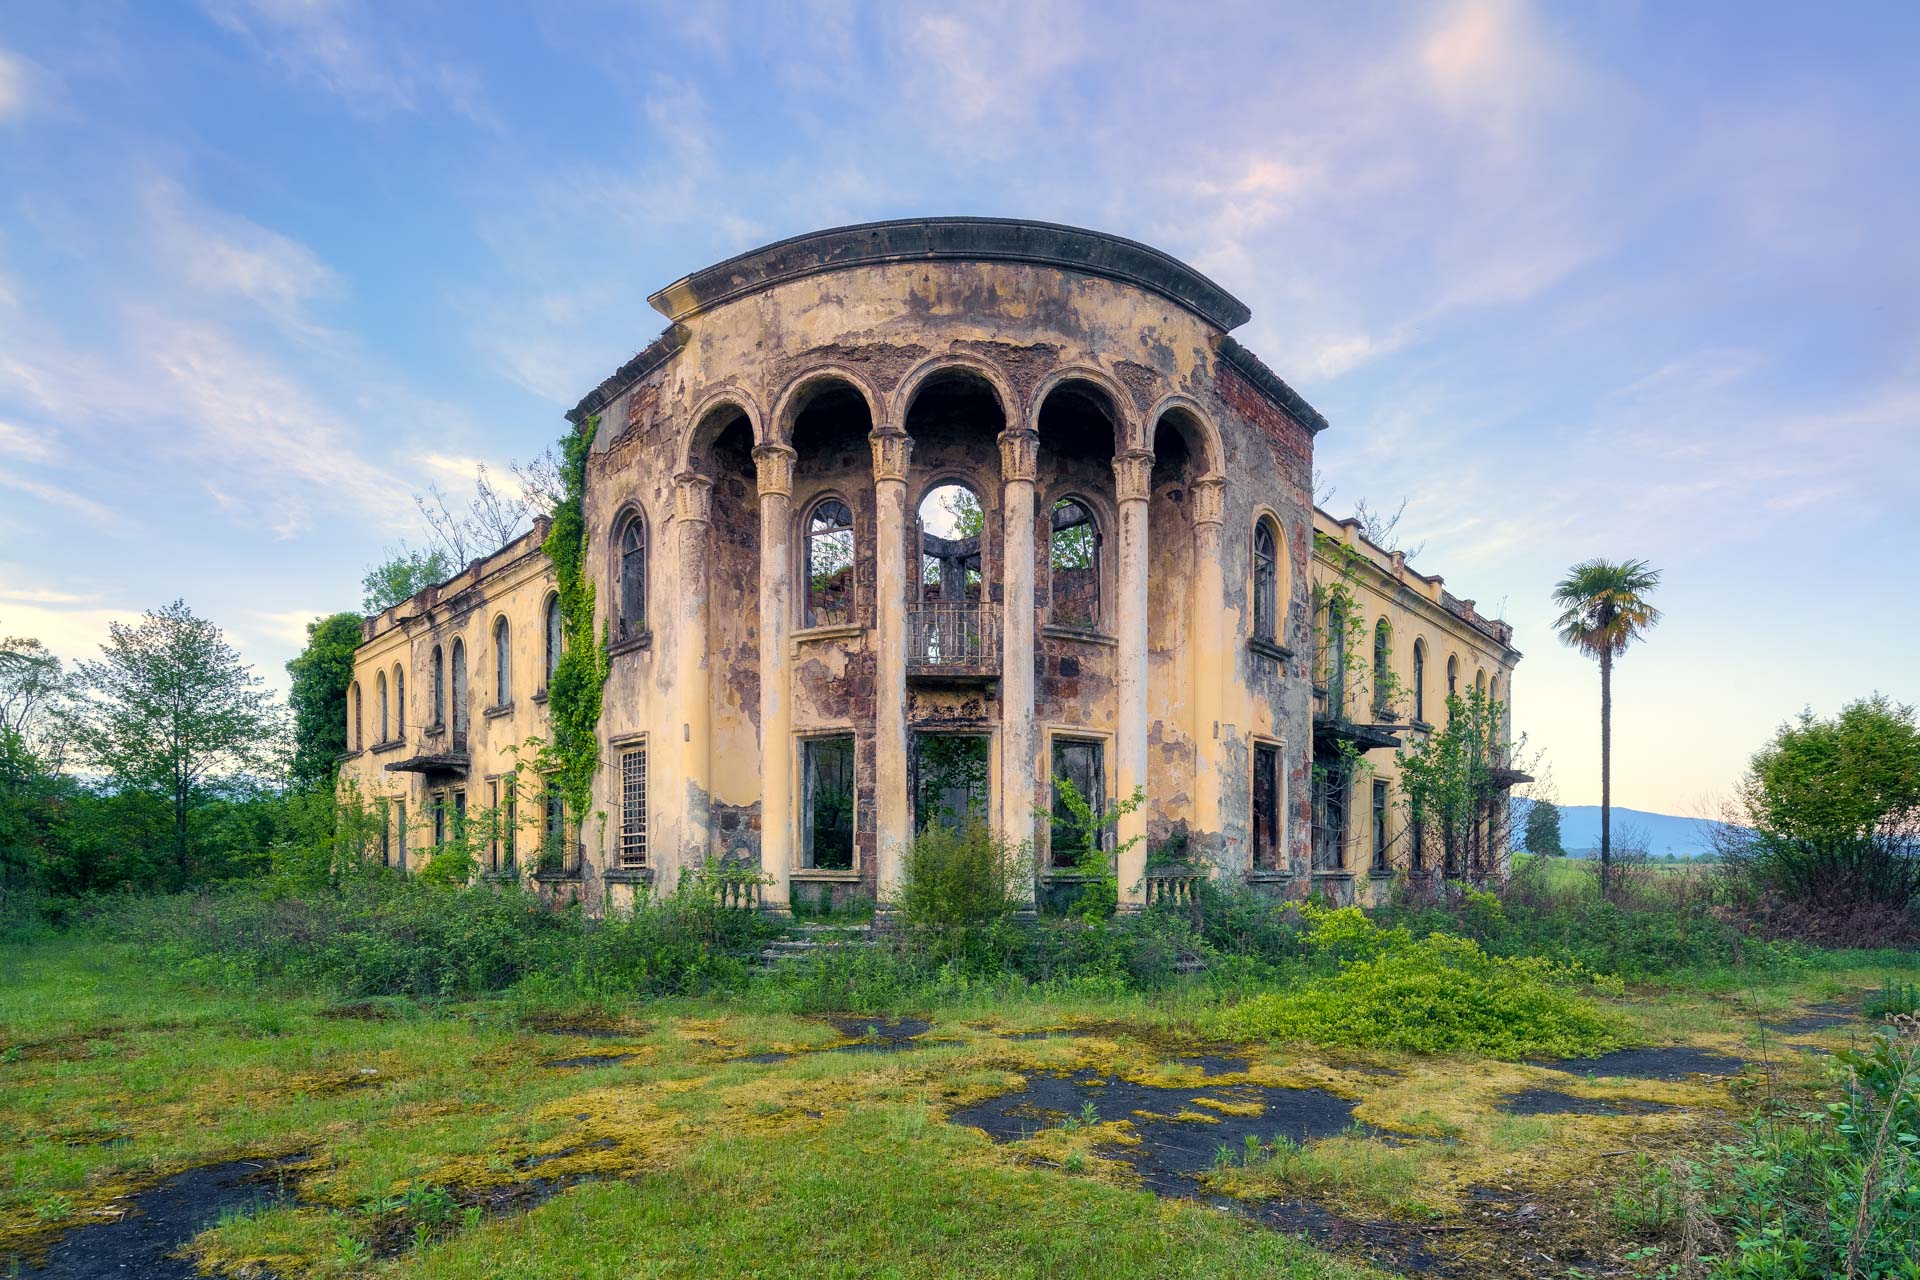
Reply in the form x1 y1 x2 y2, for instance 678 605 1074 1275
143 177 340 331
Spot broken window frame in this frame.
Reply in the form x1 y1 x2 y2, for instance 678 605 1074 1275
1253 517 1279 642
801 734 856 871
1252 740 1282 871
617 511 647 641
802 496 857 628
1049 736 1106 868
1048 495 1101 631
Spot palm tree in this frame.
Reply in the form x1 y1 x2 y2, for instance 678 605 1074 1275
1551 559 1662 898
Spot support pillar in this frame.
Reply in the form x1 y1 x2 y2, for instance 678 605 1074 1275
753 444 797 913
1113 448 1153 908
674 472 714 870
998 429 1040 895
870 426 913 898
1190 476 1227 860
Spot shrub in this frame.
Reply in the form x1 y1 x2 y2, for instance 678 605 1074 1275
892 822 1027 968
1206 931 1625 1057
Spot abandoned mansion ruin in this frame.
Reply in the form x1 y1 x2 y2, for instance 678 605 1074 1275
339 218 1521 912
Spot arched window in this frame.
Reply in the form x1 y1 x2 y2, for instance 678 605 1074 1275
1412 641 1426 724
430 645 445 728
350 682 362 751
393 664 405 738
1252 519 1279 642
617 512 646 640
450 638 468 745
543 594 561 684
1476 668 1488 698
493 616 510 705
804 497 855 627
1446 654 1458 698
917 482 983 603
376 671 389 742
1049 496 1100 629
1372 619 1392 717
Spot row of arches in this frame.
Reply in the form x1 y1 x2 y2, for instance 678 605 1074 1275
1314 603 1500 728
669 356 1225 480
348 602 564 754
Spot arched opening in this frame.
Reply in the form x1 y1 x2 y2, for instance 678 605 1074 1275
1253 518 1280 642
493 616 511 705
1447 654 1459 699
393 664 405 739
804 496 855 627
1047 496 1100 629
543 593 561 685
614 510 647 642
1372 618 1392 717
1325 597 1348 713
430 644 445 729
449 638 468 749
350 682 361 752
1476 668 1488 698
376 670 389 742
789 378 876 629
1412 640 1427 724
917 482 984 603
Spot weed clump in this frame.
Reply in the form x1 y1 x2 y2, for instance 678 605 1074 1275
1207 908 1625 1058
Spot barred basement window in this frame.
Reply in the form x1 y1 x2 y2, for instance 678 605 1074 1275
620 747 648 868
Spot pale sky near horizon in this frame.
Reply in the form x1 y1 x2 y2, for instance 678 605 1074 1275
1 2 1915 817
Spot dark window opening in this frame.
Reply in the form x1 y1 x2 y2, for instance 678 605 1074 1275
1253 520 1279 642
376 672 388 742
802 736 855 870
1253 742 1281 870
1049 497 1100 629
431 645 445 728
432 793 447 847
1311 761 1349 871
494 617 511 705
804 498 856 627
618 515 647 640
544 595 561 684
1372 780 1390 872
1050 738 1105 868
394 800 405 871
1324 599 1347 714
1412 643 1425 723
1373 619 1392 718
449 639 468 749
913 733 990 834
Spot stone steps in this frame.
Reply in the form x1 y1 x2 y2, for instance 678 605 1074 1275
753 922 874 967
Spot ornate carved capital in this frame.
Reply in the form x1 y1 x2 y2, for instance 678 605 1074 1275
997 430 1040 484
869 426 912 484
751 444 797 499
1112 449 1154 504
1190 476 1226 527
674 472 714 524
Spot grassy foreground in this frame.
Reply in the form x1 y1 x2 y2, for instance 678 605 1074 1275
3 929 1916 1279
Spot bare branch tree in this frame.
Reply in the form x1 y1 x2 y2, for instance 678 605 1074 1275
510 448 564 519
1352 496 1426 561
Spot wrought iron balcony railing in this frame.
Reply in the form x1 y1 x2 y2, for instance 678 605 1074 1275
907 604 999 679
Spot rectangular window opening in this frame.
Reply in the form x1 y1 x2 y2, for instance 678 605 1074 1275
1252 743 1281 871
1050 738 1105 868
802 736 856 870
1372 780 1390 872
620 747 649 869
912 732 990 835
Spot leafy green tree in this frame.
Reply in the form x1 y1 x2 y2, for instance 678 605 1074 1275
361 545 453 614
1743 695 1920 842
1523 798 1566 857
0 633 70 891
286 612 364 792
66 600 285 887
1395 689 1514 879
1551 558 1661 898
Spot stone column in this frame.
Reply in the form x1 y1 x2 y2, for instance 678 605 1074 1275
674 472 714 870
998 429 1040 890
1189 476 1227 858
753 444 797 914
870 426 913 898
1113 448 1153 908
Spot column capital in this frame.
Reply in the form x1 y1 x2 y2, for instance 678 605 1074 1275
997 429 1040 484
674 471 714 524
1190 475 1227 527
751 443 797 498
869 425 912 484
1112 449 1154 504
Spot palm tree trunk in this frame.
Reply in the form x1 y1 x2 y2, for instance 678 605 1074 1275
1599 647 1613 900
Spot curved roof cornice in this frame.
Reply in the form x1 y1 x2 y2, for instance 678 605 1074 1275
645 217 1253 333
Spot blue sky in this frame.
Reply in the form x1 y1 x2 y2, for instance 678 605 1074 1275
1 1 1915 815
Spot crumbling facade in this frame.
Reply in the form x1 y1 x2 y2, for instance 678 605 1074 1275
340 218 1520 910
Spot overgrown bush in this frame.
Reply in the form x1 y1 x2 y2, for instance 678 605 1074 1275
1207 906 1626 1057
892 821 1026 964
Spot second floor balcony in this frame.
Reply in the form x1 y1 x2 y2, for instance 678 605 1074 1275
907 604 999 684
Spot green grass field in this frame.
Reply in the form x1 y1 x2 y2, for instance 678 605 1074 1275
4 932 1915 1279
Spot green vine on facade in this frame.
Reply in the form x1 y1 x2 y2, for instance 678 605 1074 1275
539 415 611 845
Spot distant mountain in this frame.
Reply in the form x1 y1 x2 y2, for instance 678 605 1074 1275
1547 805 1736 859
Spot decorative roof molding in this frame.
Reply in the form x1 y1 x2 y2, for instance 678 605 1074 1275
565 324 688 426
1217 336 1330 436
645 217 1253 332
